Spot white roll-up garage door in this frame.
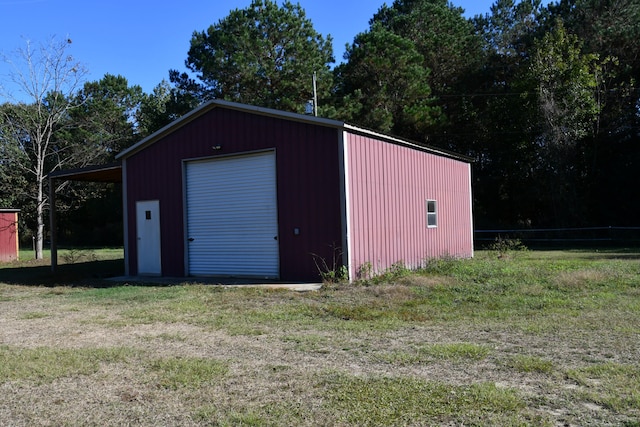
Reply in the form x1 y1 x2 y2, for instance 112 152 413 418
185 151 279 278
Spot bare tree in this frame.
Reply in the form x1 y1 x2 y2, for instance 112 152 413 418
0 37 87 259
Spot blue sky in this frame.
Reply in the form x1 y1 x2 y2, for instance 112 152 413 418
1 0 532 98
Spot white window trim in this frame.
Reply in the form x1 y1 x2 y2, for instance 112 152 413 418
426 199 437 228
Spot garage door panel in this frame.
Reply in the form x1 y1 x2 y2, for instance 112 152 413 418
185 151 279 278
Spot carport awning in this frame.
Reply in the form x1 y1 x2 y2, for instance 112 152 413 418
48 163 122 273
48 163 122 183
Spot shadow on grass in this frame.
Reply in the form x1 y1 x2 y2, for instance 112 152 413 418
0 258 125 288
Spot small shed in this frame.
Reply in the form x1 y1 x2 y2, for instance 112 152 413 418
115 100 473 281
0 209 20 262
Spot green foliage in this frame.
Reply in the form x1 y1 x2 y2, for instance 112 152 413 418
478 0 545 59
0 107 30 208
380 261 412 281
527 20 600 144
518 19 603 225
420 254 467 276
334 24 441 135
65 73 144 161
487 236 528 258
373 0 483 95
137 78 200 135
355 260 412 285
61 249 98 264
312 246 348 283
181 0 333 113
336 0 483 144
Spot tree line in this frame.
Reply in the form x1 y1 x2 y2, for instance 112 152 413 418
1 0 639 255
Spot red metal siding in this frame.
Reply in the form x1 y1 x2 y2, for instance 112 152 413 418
124 108 343 281
346 133 472 278
0 211 19 262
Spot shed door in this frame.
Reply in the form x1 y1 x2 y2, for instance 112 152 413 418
136 200 161 276
185 151 279 278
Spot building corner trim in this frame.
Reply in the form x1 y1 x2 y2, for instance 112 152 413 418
122 160 130 275
338 130 352 281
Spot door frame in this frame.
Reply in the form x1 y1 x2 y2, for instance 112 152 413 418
136 200 162 276
182 150 280 278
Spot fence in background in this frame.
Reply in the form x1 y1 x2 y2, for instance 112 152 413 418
474 226 640 248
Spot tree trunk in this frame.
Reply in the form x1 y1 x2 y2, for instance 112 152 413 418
36 174 45 259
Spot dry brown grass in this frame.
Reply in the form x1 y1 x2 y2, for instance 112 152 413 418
553 268 607 288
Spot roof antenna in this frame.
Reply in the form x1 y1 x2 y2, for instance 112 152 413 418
312 71 318 117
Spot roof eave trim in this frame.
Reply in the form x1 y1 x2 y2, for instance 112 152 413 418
343 124 474 163
46 162 122 180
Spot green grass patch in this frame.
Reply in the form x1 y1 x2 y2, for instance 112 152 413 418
567 363 640 411
324 373 538 426
75 285 323 331
15 248 123 263
195 402 312 427
70 285 185 304
400 253 640 328
0 345 137 384
196 409 265 427
382 342 491 365
71 285 198 325
307 285 432 327
507 355 555 374
281 334 330 354
149 356 229 390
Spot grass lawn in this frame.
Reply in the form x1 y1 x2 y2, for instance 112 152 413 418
1 248 639 425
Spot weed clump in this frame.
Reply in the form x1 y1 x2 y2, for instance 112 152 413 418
61 249 98 264
487 237 528 259
312 245 348 284
355 261 411 285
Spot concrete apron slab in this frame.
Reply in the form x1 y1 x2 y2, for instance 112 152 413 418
107 276 322 292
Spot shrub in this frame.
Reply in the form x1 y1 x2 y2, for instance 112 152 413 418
488 237 527 259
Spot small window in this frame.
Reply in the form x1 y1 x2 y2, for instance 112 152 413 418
145 210 152 220
426 200 437 228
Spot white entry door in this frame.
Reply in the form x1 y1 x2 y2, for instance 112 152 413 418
185 151 279 278
136 200 161 275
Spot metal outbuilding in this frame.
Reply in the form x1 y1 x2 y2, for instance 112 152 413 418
0 209 20 262
115 100 474 281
